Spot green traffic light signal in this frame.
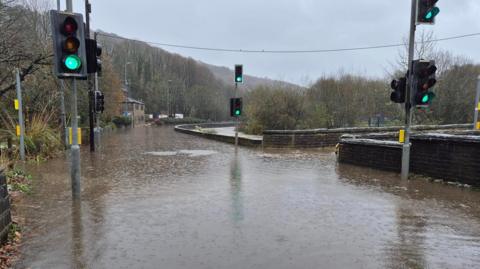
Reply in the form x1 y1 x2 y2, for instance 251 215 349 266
422 94 430 103
425 7 440 20
235 109 241 116
418 92 436 105
64 55 82 70
234 64 243 83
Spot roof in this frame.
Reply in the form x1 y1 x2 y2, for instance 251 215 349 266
123 97 144 105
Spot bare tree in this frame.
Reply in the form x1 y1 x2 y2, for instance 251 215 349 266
0 0 51 98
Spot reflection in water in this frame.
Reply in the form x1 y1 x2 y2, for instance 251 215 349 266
387 206 427 269
229 153 243 223
71 200 84 269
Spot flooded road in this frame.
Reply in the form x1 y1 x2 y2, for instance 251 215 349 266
14 126 480 269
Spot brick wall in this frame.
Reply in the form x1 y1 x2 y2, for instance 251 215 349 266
0 171 11 244
263 124 472 148
174 124 262 147
337 140 402 172
338 133 480 186
410 134 480 185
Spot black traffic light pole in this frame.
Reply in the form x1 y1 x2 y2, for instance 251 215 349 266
85 0 95 152
234 82 239 149
94 32 102 148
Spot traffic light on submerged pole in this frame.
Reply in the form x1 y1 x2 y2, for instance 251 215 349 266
94 90 105 113
86 38 102 75
390 77 407 104
234 65 243 83
417 0 440 25
412 60 437 107
50 10 87 78
230 98 243 117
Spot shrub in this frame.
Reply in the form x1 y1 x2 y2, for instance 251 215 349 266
0 110 62 161
112 116 132 127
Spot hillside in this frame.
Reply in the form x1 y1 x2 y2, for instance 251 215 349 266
200 62 301 90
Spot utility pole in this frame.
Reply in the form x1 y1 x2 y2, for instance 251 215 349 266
65 0 80 199
124 62 130 116
474 76 480 130
15 69 25 161
94 32 101 148
60 81 68 148
401 0 417 180
168 80 172 117
84 0 95 152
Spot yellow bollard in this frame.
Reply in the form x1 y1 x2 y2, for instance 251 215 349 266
399 129 405 143
68 127 82 145
477 122 480 130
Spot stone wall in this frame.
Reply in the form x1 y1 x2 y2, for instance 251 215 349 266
263 124 472 148
0 171 11 244
337 139 403 172
174 123 262 147
410 134 480 185
338 132 480 186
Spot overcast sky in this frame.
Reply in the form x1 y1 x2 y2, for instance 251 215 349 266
68 0 480 85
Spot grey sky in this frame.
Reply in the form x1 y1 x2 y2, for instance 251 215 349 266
71 0 480 85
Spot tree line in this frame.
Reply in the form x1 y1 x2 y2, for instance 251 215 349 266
242 33 480 134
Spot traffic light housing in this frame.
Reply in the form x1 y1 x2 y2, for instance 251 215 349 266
230 98 242 117
50 10 87 78
412 59 437 107
234 65 243 83
390 77 407 103
94 91 105 113
86 38 102 75
417 0 440 25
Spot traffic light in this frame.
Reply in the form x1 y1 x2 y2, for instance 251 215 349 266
230 98 242 117
390 77 407 103
234 65 243 83
417 0 440 25
50 10 87 78
86 38 102 75
412 60 437 107
94 91 105 113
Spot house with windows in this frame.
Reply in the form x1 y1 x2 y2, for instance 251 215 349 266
122 96 145 126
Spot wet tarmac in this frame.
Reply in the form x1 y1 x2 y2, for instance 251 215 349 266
14 126 480 268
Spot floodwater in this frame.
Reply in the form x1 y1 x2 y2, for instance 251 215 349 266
14 126 480 269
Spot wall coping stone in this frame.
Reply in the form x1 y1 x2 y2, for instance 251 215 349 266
176 122 236 130
263 123 472 135
340 138 403 148
412 132 480 144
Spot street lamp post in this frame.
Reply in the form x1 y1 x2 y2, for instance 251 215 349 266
168 80 172 117
124 62 131 117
